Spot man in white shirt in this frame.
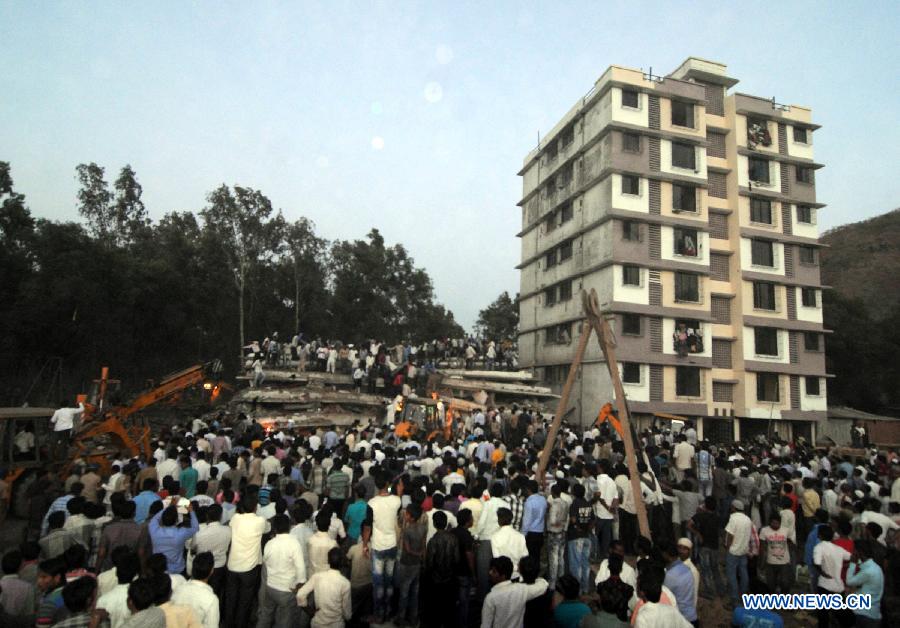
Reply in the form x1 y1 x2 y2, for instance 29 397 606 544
225 497 266 628
633 570 692 628
595 540 637 588
191 504 231 594
171 552 219 628
672 435 695 483
192 452 211 482
50 401 84 457
593 461 619 559
860 504 899 543
13 425 35 459
480 556 548 628
157 450 180 485
426 493 458 543
474 483 508 599
361 472 401 623
307 512 339 575
724 499 752 606
297 547 352 628
813 525 852 626
96 556 140 628
489 508 528 580
258 515 306 628
261 448 281 478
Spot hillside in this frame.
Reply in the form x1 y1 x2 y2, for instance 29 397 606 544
820 208 900 320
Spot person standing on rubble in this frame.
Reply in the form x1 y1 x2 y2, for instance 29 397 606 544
252 356 265 389
297 342 309 373
50 400 84 459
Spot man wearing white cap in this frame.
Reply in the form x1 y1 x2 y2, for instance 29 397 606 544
677 538 699 610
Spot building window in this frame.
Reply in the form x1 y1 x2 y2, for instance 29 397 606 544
672 142 696 170
801 288 817 307
750 198 773 224
622 314 641 335
793 127 809 144
545 212 557 234
558 280 573 302
623 220 641 241
544 140 558 162
673 319 704 355
623 132 641 153
805 376 821 396
799 245 817 265
754 327 779 356
674 227 699 257
672 184 696 212
622 265 641 286
796 166 814 184
545 323 572 345
558 240 573 263
756 373 780 402
560 203 573 224
544 365 569 384
753 282 776 310
544 286 556 306
749 158 770 184
676 366 701 397
622 363 641 384
796 205 813 224
544 248 557 269
671 101 694 128
622 175 640 195
803 332 820 351
560 125 575 148
751 239 775 267
622 89 639 109
674 272 700 303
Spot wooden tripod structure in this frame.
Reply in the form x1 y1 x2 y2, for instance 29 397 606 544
536 288 650 539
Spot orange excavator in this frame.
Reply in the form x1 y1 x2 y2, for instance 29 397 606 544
53 360 222 476
594 402 624 437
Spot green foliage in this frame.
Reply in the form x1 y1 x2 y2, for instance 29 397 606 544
75 163 114 241
475 291 519 340
0 162 463 405
329 229 463 342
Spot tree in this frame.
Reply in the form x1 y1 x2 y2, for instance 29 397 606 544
200 185 279 357
0 162 36 376
476 291 519 340
330 229 461 342
112 165 149 244
76 163 114 242
279 218 328 336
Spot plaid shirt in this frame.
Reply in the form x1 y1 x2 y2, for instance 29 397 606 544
503 494 525 531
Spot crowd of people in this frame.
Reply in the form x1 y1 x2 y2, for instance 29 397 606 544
247 336 519 377
1 405 898 628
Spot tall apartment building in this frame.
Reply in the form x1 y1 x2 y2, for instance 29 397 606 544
516 58 827 443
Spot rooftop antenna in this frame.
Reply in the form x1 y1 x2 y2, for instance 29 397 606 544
642 66 664 83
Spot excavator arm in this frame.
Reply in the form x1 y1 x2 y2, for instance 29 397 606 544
71 360 223 472
594 402 624 438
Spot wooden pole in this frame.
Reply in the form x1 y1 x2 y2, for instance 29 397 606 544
536 319 592 486
583 289 651 539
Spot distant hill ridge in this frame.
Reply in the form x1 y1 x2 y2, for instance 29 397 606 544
820 207 900 320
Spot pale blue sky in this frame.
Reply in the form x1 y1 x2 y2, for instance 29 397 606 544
2 2 898 329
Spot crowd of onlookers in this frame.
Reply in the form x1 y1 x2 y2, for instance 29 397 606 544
0 405 898 628
247 336 519 374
